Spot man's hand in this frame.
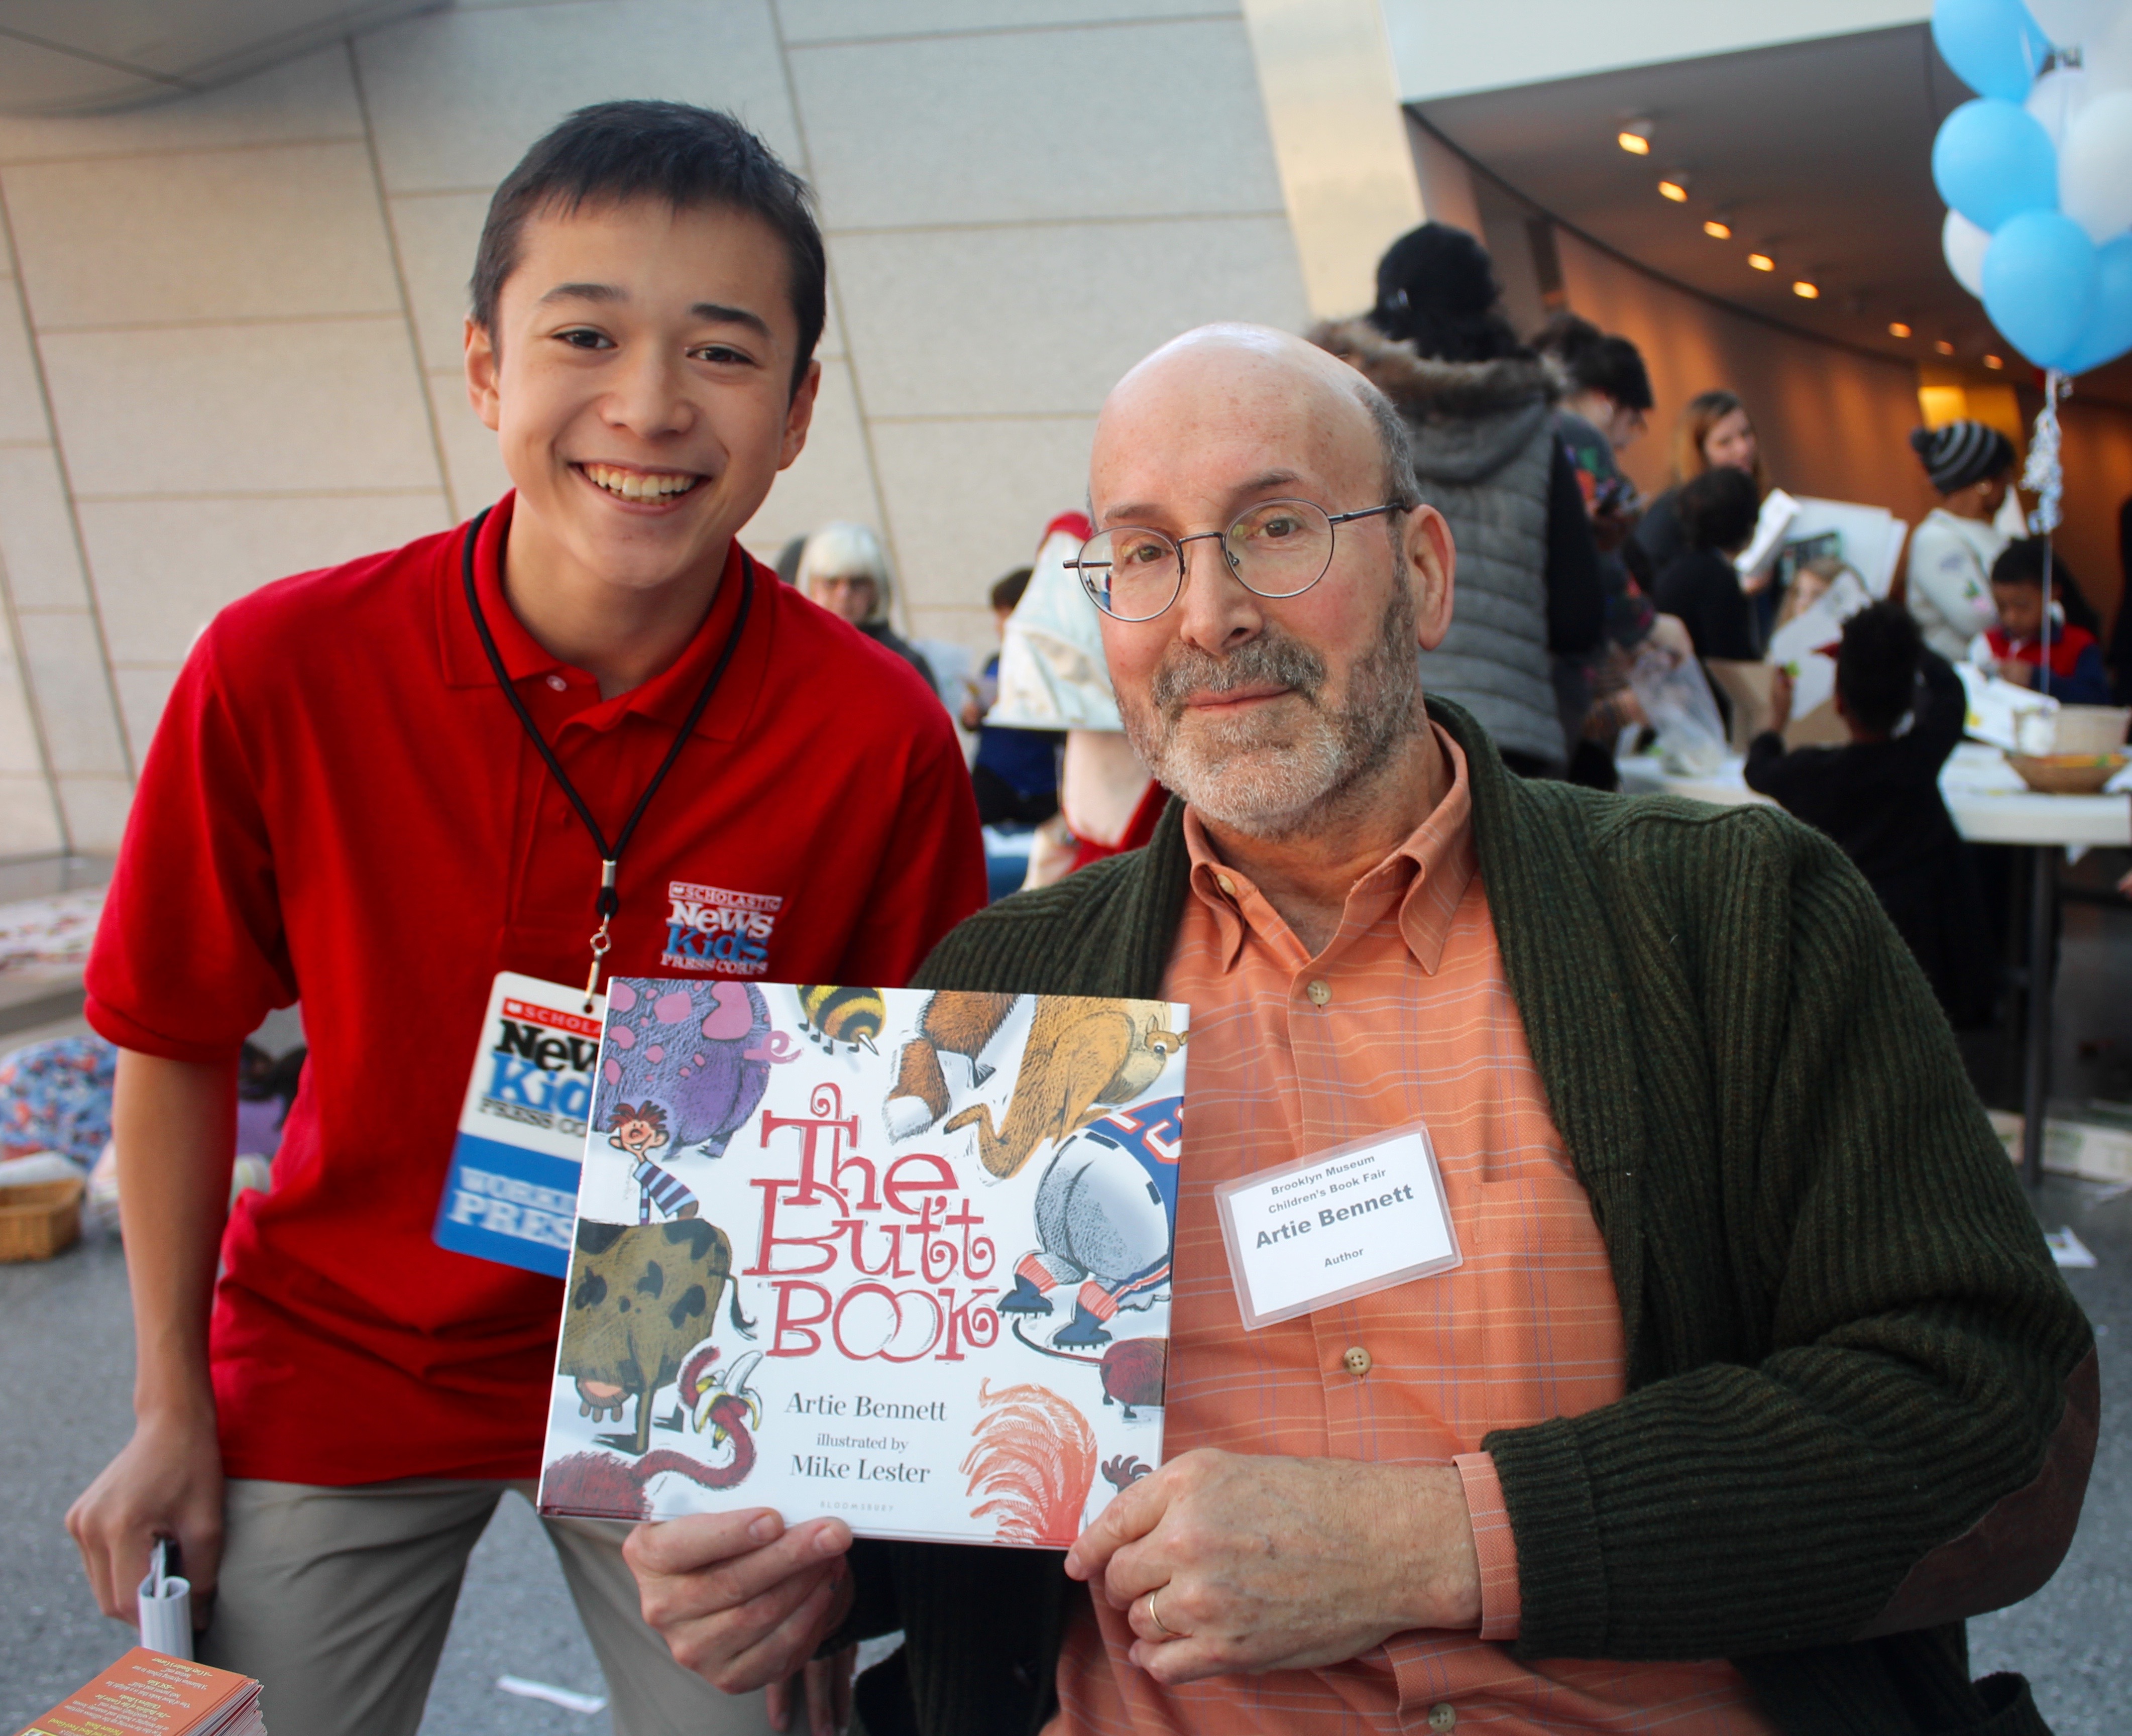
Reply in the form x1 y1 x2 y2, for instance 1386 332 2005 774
1062 1450 1480 1686
67 1403 225 1625
626 1510 854 1706
1998 659 2036 689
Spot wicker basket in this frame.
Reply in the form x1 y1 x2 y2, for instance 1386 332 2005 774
0 1175 83 1261
2007 751 2129 795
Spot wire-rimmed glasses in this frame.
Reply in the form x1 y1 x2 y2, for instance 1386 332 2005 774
1067 499 1403 622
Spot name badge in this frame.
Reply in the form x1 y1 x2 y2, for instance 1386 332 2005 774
432 971 604 1277
1213 1123 1461 1330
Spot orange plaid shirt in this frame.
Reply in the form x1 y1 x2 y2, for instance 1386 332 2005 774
1051 729 1776 1734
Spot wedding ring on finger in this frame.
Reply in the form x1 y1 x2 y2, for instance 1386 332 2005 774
1146 1588 1174 1639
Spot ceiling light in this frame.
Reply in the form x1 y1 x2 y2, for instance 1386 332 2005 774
1704 220 1732 239
1747 253 1774 271
1983 353 2004 369
1792 280 1820 299
1935 339 1956 355
1618 121 1652 155
1888 321 1912 338
1658 179 1688 202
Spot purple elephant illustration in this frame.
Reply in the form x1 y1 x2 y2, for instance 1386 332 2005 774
595 980 797 1160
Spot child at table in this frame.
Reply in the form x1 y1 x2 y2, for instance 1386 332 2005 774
1972 539 2113 705
1746 601 1993 1025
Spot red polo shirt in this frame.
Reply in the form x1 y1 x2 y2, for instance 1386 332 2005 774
86 496 986 1483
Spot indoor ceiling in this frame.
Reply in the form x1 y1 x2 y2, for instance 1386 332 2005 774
0 1 439 114
1412 21 2132 406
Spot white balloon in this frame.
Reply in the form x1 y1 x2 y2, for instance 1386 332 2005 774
2087 9 2132 91
2026 0 2116 47
1944 208 1991 297
2029 63 2091 144
2061 89 2132 241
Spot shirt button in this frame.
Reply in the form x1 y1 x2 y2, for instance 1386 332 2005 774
1215 873 1236 897
546 674 569 691
1428 1704 1457 1732
1306 979 1331 1006
1342 1345 1372 1376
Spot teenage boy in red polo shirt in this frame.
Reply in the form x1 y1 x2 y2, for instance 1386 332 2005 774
66 102 984 1736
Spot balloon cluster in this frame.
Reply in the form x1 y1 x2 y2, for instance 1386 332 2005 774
1934 0 2132 373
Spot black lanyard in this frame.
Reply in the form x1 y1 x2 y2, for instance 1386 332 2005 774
460 504 755 1007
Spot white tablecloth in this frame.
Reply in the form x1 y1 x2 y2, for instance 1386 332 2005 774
1615 742 2132 849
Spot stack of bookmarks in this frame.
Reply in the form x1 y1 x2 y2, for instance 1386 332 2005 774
13 1649 264 1736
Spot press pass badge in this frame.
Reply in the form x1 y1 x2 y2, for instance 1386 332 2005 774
1213 1122 1461 1330
433 971 604 1277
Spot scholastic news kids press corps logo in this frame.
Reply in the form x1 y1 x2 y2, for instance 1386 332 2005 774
663 880 782 978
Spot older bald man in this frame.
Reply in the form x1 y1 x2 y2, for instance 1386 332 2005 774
628 327 2093 1736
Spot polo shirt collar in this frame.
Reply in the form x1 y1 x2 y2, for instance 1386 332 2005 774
434 491 774 744
1181 723 1479 975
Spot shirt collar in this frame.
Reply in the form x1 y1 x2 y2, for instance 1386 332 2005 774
434 491 774 743
1182 723 1479 975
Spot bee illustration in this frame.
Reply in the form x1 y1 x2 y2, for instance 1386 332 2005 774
796 985 886 1055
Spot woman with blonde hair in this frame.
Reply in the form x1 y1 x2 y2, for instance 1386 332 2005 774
795 520 937 692
1634 388 1766 573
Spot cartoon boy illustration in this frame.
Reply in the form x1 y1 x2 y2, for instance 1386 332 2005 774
607 1102 699 1225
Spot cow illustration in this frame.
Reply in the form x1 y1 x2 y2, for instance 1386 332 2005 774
557 1218 756 1456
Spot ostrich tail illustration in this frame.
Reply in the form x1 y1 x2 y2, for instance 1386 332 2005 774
961 1378 1097 1546
541 1451 658 1521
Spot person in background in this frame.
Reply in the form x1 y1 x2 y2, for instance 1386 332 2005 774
772 533 805 586
1311 223 1604 776
1633 388 1765 574
1653 465 1759 662
1535 312 1659 787
962 566 1063 827
1904 421 2017 662
1980 538 2114 704
1746 602 1992 1026
2114 494 2132 703
797 520 938 691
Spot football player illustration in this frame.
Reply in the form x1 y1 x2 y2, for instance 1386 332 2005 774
998 1097 1180 1347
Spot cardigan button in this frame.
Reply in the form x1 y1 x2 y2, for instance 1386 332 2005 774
1341 1345 1372 1376
1428 1703 1457 1731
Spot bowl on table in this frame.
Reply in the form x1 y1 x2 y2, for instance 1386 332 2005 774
2005 751 2129 795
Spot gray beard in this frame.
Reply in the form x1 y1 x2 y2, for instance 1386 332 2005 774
1120 579 1421 840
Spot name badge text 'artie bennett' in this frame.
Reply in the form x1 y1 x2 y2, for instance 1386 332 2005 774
537 984 1189 1548
1214 1123 1461 1330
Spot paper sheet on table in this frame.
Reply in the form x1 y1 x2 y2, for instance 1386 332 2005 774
1955 662 2059 752
1765 568 1873 720
1734 488 1800 579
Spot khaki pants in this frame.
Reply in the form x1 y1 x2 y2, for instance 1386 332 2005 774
199 1478 780 1736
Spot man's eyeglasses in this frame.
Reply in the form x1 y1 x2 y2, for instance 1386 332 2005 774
1067 499 1403 622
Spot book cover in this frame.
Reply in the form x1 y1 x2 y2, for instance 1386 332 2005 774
15 1647 264 1736
537 982 1187 1547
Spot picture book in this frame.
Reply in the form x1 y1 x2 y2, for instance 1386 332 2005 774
14 1648 264 1736
536 982 1188 1548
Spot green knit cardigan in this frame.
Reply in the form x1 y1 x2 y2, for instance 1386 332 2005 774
839 699 2093 1736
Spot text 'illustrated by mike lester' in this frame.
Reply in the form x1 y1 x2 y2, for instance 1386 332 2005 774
537 981 1188 1547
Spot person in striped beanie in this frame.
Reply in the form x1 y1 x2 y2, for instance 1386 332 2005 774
1904 419 2018 660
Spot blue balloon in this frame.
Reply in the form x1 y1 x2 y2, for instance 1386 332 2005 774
1933 0 2052 101
1984 210 2099 366
2056 235 2132 374
1933 98 2060 230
